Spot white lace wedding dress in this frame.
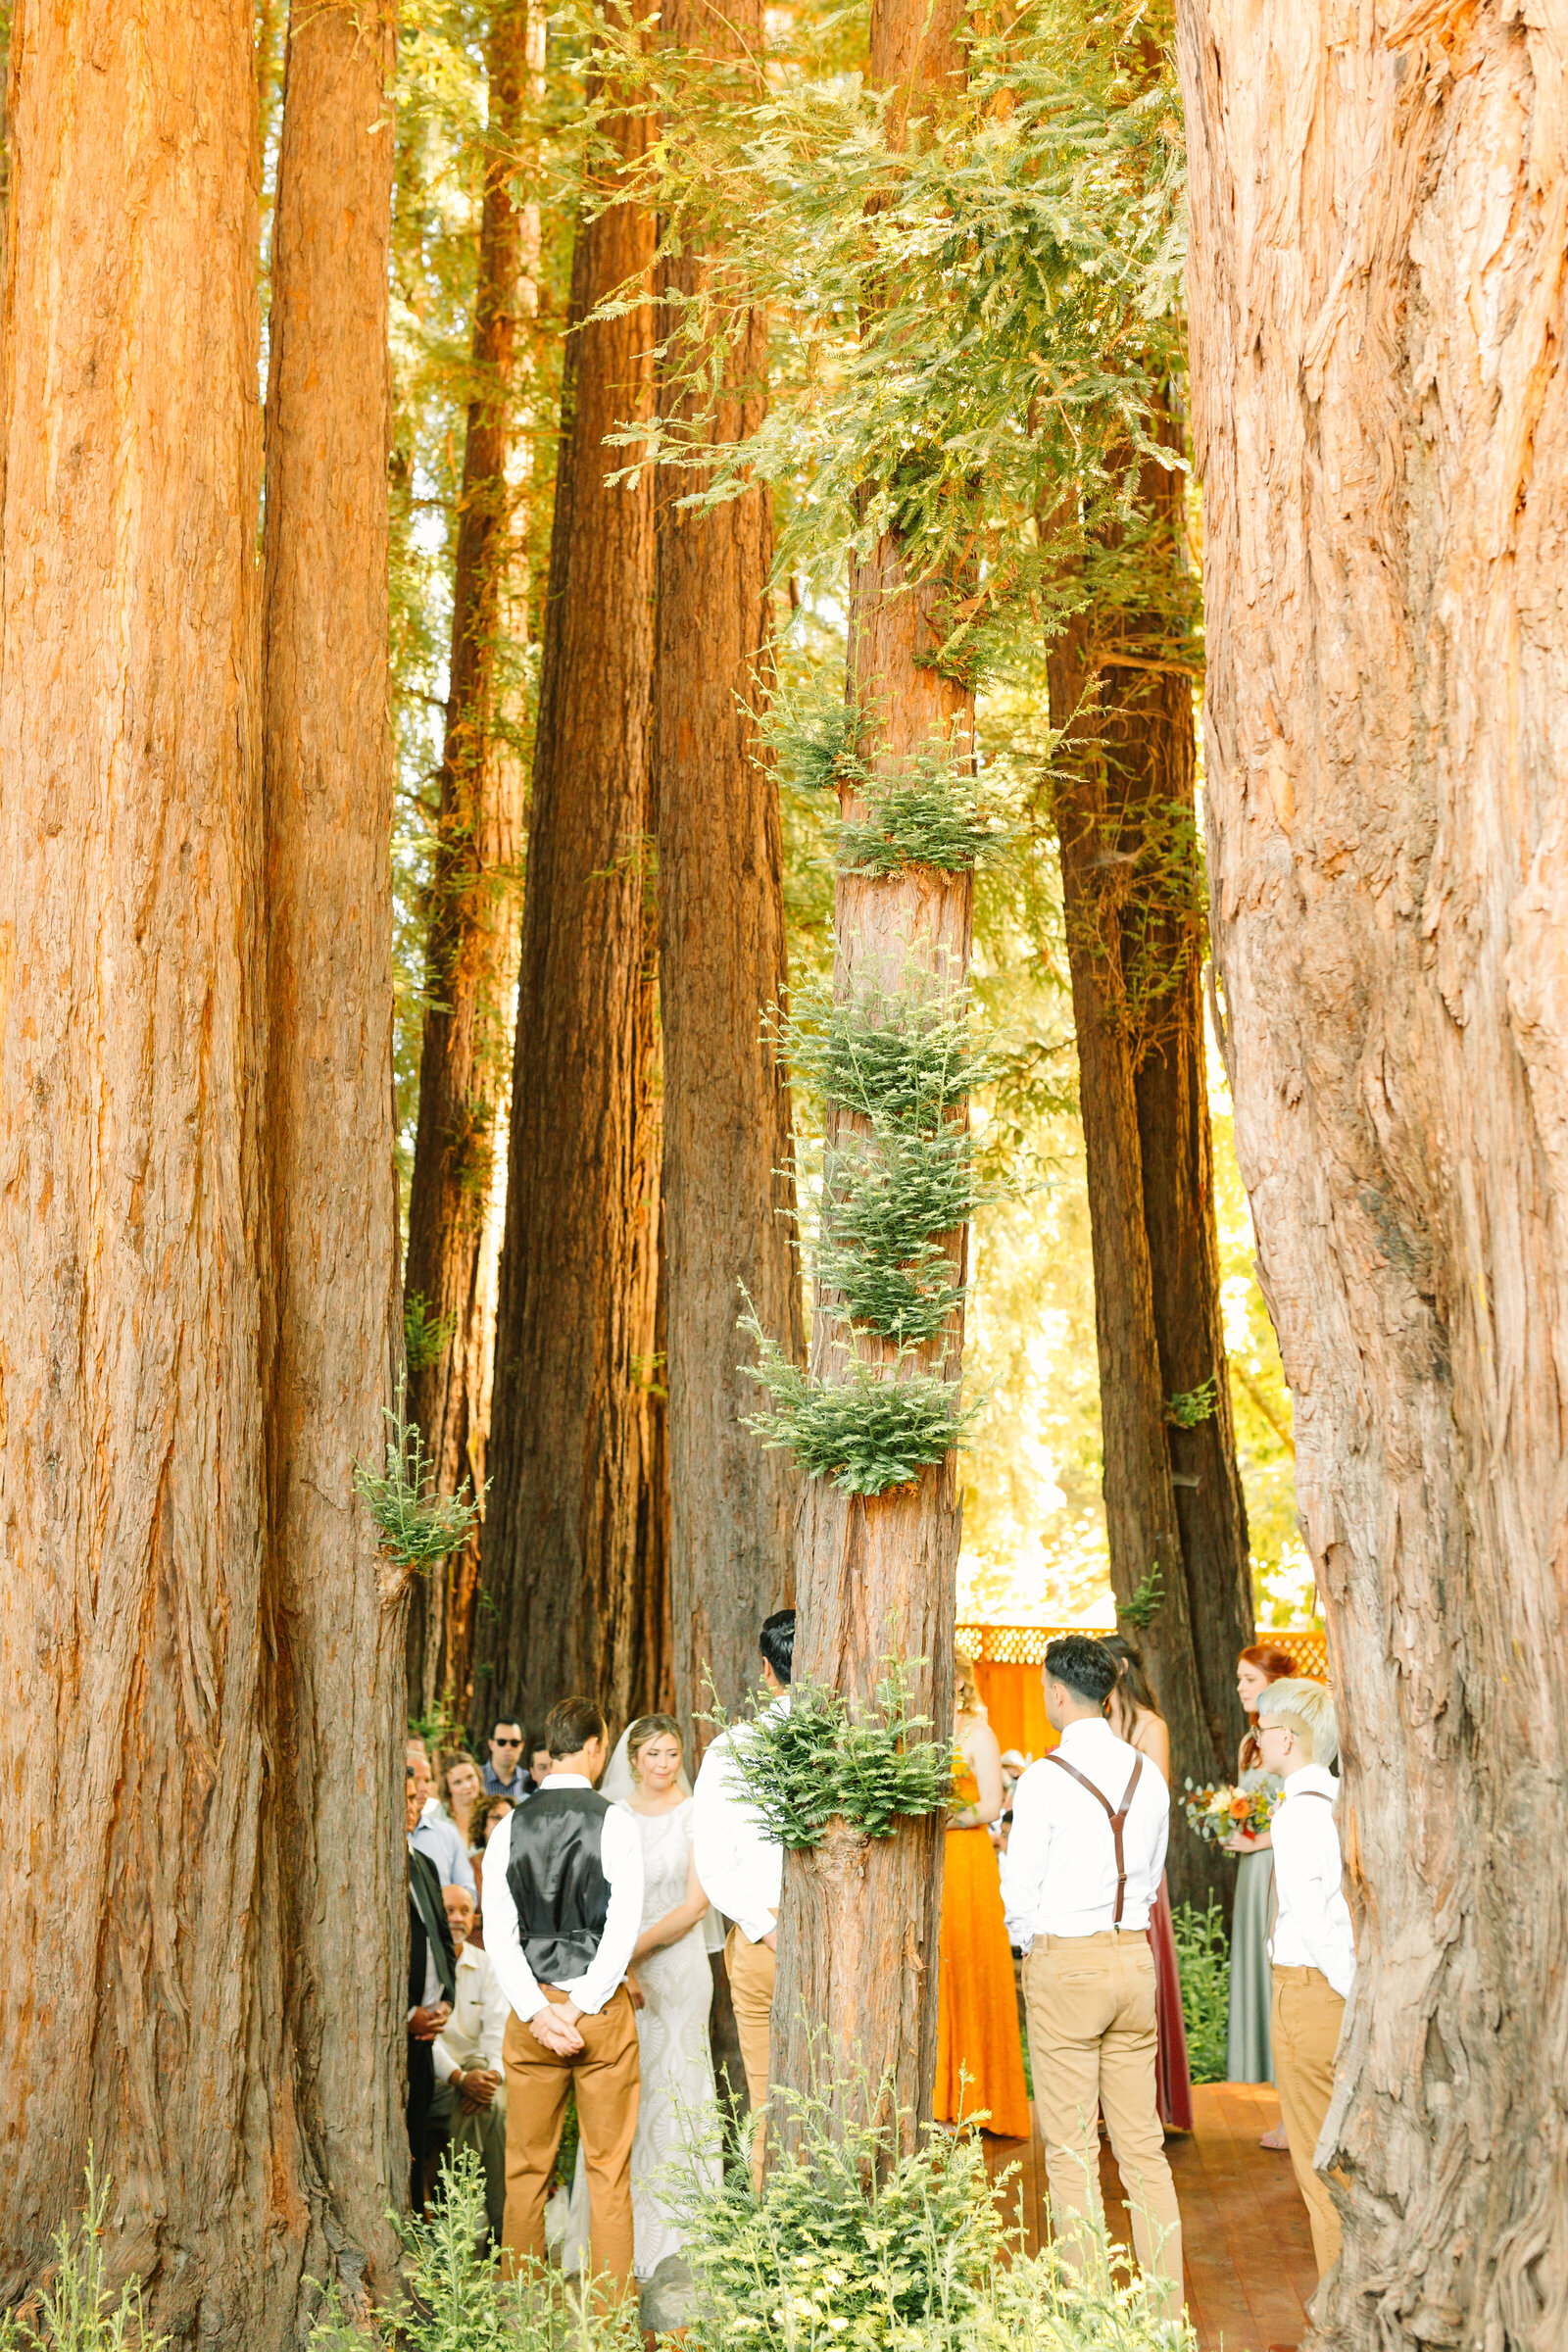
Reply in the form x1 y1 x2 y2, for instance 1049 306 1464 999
564 1795 722 2280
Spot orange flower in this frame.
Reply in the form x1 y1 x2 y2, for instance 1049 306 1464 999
1228 1793 1250 1820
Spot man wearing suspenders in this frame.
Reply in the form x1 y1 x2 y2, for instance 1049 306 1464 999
1001 1634 1183 2319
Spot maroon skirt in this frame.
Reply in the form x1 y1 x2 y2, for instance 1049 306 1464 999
1150 1871 1195 2132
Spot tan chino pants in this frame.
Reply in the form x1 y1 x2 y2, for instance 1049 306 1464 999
725 1925 776 2190
1023 1930 1184 2321
501 1985 639 2298
1271 1964 1346 2280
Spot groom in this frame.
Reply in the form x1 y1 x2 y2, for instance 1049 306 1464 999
481 1695 645 2294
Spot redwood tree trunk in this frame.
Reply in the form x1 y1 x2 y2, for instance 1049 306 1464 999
1179 3 1568 2341
473 55 667 1737
1049 436 1253 1913
0 3 303 2334
771 0 969 2148
261 0 407 2295
403 0 536 1722
654 0 801 1753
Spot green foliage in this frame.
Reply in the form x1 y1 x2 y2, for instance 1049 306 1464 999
741 1316 974 1495
1164 1376 1217 1429
777 971 1001 1135
677 2079 1197 2351
706 1660 955 1848
816 1125 988 1346
1171 1902 1230 2087
354 1375 484 1572
406 1290 460 1374
308 2153 638 2352
836 763 1011 881
0 2158 165 2352
1117 1563 1163 1631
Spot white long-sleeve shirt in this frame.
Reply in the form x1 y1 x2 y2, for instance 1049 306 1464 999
433 1939 511 2083
1268 1765 1355 2000
691 1701 786 1944
480 1775 644 2024
1000 1717 1169 1943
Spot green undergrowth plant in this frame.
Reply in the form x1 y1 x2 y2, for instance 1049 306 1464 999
775 969 1002 1134
0 2158 166 2352
1171 1902 1230 2087
741 1317 975 1494
354 1374 484 1580
704 1659 955 1846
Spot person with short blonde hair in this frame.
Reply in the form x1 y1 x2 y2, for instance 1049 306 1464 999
1256 1677 1353 2285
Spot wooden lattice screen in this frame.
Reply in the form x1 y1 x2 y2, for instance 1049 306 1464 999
956 1624 1330 1684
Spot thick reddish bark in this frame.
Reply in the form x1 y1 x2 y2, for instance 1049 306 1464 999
261 0 407 2292
0 2 305 2335
772 0 970 2150
1049 436 1253 1912
1179 2 1568 2339
403 0 537 1721
654 0 801 1752
473 52 668 1737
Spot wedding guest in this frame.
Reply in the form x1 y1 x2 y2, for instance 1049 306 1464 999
410 1745 475 1894
429 1885 510 2239
692 1607 793 2188
483 1718 530 1800
481 1695 644 2296
933 1652 1030 2139
1226 1643 1298 2141
1002 1634 1183 2321
1102 1634 1194 2133
527 1734 553 1793
1255 1677 1353 2284
564 1714 721 2283
407 1765 457 2210
438 1752 485 1849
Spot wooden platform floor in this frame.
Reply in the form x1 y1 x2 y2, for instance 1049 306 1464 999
984 2082 1318 2350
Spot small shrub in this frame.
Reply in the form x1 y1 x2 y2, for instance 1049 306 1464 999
705 1659 955 1847
1171 1901 1230 2086
354 1375 484 1578
740 1318 972 1496
0 2159 164 2352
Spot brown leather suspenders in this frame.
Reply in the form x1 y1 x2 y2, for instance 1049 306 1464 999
1045 1750 1146 1925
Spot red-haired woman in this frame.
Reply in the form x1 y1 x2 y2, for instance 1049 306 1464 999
1227 1644 1297 2139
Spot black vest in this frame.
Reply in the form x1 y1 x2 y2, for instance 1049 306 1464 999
505 1787 612 1985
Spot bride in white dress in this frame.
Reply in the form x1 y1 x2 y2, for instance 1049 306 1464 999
564 1713 722 2283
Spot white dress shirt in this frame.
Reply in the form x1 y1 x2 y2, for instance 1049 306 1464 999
480 1774 644 2024
433 1939 511 2084
691 1701 786 1944
1268 1765 1355 2000
1000 1717 1169 1944
411 1804 476 1895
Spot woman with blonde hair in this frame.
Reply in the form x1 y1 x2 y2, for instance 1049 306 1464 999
932 1651 1031 2139
1102 1634 1194 2132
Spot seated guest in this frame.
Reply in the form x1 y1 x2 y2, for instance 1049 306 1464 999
1001 1634 1183 2321
692 1608 794 2188
429 1885 510 2239
409 1741 475 1894
482 1718 530 1799
406 1765 457 2210
1256 1677 1354 2286
482 1695 644 2297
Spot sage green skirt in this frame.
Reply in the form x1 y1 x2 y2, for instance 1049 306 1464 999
1226 1846 1275 2083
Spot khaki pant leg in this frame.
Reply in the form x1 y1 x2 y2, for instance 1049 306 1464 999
570 1988 642 2300
1098 1937 1183 2321
726 1926 776 2192
1023 1939 1112 2262
450 2087 508 2241
501 2010 571 2277
1271 1968 1346 2280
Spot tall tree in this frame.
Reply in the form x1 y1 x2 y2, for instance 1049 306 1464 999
1179 2 1568 2341
261 0 406 2298
473 22 668 1736
1049 424 1253 1912
0 1 312 2334
403 0 537 1721
771 0 970 2146
653 0 801 1751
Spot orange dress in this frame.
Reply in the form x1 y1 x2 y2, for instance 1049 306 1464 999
933 1763 1032 2139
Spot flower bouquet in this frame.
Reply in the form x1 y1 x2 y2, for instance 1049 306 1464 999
1183 1777 1281 1844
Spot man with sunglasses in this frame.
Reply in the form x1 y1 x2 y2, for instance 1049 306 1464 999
482 1719 529 1801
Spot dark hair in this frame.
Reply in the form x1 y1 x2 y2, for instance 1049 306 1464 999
489 1716 523 1741
474 1794 514 1847
1101 1634 1162 1733
760 1608 796 1686
527 1728 550 1755
1239 1643 1298 1768
1044 1634 1118 1706
545 1695 608 1759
